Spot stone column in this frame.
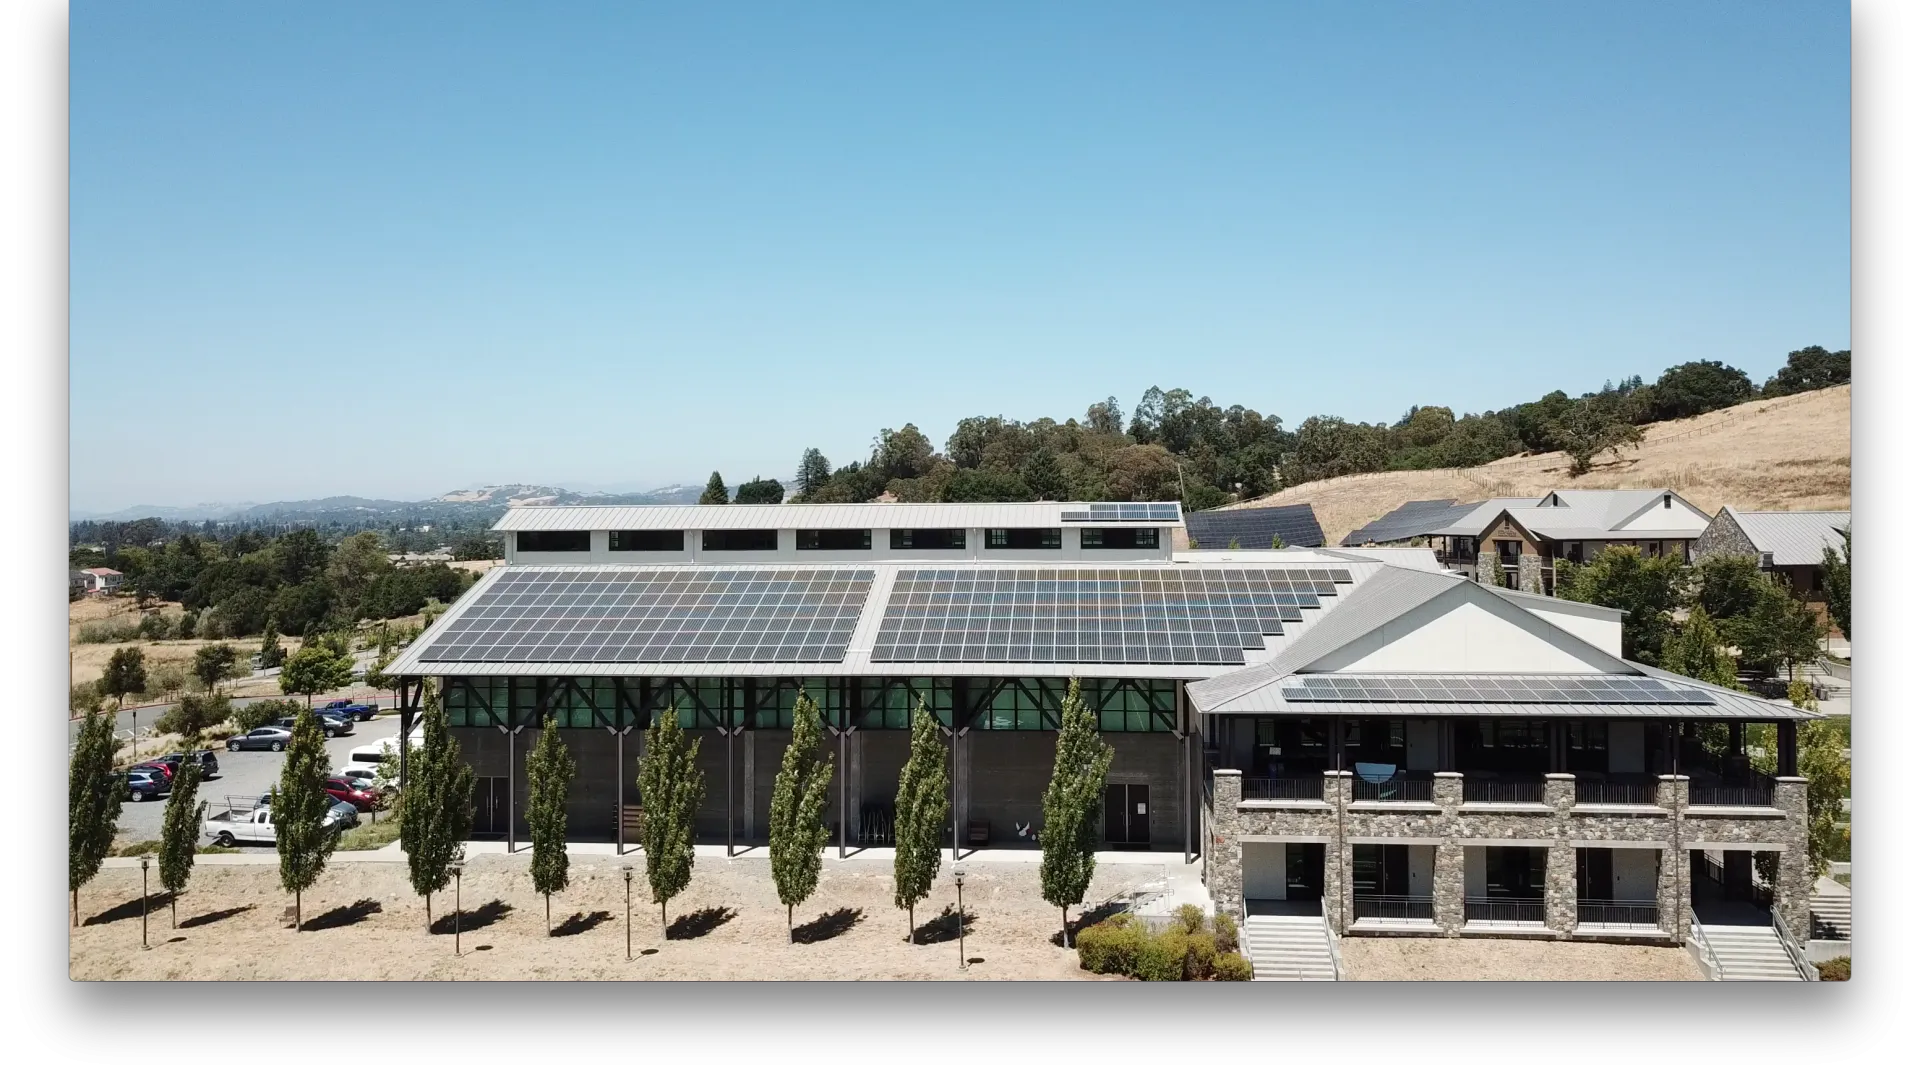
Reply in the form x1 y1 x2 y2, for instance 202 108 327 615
1773 776 1812 945
1432 772 1465 935
1518 553 1544 594
1655 774 1689 941
1544 773 1577 936
1475 552 1501 587
1323 770 1352 929
1207 770 1243 913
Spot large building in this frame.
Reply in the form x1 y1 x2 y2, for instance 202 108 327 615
383 499 1816 957
1696 508 1850 615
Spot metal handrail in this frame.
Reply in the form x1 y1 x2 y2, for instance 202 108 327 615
1689 909 1725 981
1353 894 1436 921
1574 780 1658 805
1320 897 1345 981
1244 776 1325 801
1352 778 1436 802
1575 899 1660 925
1772 906 1819 981
1689 778 1778 807
1462 779 1546 804
1464 896 1547 923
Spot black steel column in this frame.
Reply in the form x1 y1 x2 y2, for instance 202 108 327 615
397 678 418 787
1779 721 1799 777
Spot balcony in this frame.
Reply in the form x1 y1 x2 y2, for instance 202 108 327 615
1462 778 1546 804
1465 897 1546 925
1242 776 1324 801
1352 777 1435 803
1574 778 1658 805
1689 777 1777 807
1576 900 1660 928
1353 894 1435 922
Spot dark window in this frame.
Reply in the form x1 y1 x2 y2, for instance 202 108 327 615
609 530 684 551
701 529 778 551
796 529 871 550
516 531 590 552
889 528 966 550
1078 528 1160 549
986 528 1060 549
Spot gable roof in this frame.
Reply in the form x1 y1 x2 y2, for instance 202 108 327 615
1725 509 1850 567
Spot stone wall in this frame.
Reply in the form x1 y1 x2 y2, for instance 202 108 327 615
1695 509 1760 563
1475 552 1502 587
1518 553 1544 594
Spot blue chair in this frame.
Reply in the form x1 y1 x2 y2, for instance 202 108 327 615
1354 762 1399 798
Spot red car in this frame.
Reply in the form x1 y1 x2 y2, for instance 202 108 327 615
322 777 380 812
135 760 176 780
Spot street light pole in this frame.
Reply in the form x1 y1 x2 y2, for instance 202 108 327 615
953 867 967 971
452 860 464 955
622 864 634 961
139 855 151 950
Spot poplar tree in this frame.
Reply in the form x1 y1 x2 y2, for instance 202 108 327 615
275 709 340 930
158 761 204 927
892 703 947 942
1039 679 1114 946
526 716 576 932
639 706 703 930
68 708 123 926
768 693 834 942
400 685 475 929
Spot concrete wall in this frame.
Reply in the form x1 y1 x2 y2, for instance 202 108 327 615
1243 840 1289 900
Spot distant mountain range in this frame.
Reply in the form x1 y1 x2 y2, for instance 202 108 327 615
71 482 714 523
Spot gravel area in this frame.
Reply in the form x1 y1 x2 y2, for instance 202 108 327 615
1340 935 1703 981
69 854 1163 981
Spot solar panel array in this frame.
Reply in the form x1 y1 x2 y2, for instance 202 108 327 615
1059 503 1182 522
1185 504 1327 549
1280 675 1716 705
871 566 1353 664
1341 499 1472 545
417 568 875 664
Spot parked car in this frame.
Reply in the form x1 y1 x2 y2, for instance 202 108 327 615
338 764 399 795
152 749 221 780
203 800 275 846
233 793 357 834
117 766 171 802
305 710 357 738
322 699 377 721
227 726 294 752
322 776 380 813
134 759 175 780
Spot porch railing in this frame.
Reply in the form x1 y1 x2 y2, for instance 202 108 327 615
1465 897 1546 924
1462 779 1546 804
1243 776 1324 801
1353 894 1435 921
1689 777 1778 807
1689 909 1725 981
1351 778 1435 802
1575 779 1658 805
1577 900 1660 926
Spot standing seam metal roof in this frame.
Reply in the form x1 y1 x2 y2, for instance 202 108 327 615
1726 510 1850 567
490 502 1183 532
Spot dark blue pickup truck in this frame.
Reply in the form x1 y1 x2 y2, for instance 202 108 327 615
321 699 377 721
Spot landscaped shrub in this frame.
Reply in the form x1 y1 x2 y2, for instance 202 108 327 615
1211 910 1239 953
1175 903 1207 934
1817 957 1850 981
1179 929 1218 980
1212 953 1254 981
157 692 231 739
233 698 301 730
1075 915 1148 974
1133 930 1189 982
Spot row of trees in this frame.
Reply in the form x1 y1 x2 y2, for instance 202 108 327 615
697 472 787 505
780 348 1849 507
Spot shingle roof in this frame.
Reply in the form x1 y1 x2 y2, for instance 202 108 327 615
1185 504 1326 549
1726 510 1850 567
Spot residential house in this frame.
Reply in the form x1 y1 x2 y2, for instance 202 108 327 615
1695 509 1850 612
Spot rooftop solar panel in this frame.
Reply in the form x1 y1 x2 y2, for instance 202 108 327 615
1341 499 1475 545
1278 674 1716 705
1184 504 1327 549
1060 502 1183 523
417 568 875 665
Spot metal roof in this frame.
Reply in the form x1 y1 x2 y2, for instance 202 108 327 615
1184 504 1327 549
491 502 1184 532
1342 500 1474 545
1192 671 1812 718
1725 509 1850 567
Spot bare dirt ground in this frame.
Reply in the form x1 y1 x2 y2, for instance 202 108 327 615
1221 385 1850 546
1340 935 1702 981
70 855 1142 981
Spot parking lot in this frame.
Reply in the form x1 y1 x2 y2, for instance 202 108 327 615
109 713 404 845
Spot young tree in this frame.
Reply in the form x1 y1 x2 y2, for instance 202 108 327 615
158 762 204 927
97 645 148 712
795 448 832 501
275 709 339 930
400 686 475 928
1554 547 1693 664
68 708 124 926
1724 576 1824 678
279 643 354 705
1039 679 1115 946
768 693 835 942
525 716 576 932
699 471 730 505
638 707 704 929
892 703 948 942
1659 607 1740 689
257 623 287 668
1821 527 1851 641
191 643 240 694
1799 719 1851 879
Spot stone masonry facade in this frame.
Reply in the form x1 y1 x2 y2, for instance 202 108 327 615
1205 769 1812 945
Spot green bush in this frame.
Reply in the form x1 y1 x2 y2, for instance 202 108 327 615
1075 916 1148 975
1212 952 1254 981
1133 930 1189 981
76 618 141 644
233 698 301 730
1816 957 1850 981
158 692 231 739
1175 903 1207 934
1179 930 1218 980
139 612 175 641
1211 911 1239 953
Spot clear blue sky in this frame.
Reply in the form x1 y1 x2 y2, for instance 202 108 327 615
70 1 1850 513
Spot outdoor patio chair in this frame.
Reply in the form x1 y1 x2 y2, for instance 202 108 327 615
1354 761 1399 798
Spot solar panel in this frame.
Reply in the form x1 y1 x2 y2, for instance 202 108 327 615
1278 675 1716 705
871 566 1344 665
417 568 875 664
1184 504 1327 549
1060 502 1182 522
1341 499 1474 545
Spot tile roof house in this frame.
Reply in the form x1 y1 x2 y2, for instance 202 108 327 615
79 567 124 595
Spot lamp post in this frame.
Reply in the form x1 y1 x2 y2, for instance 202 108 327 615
494 722 526 853
622 864 635 961
139 855 151 950
953 867 967 970
941 724 969 861
608 725 633 855
451 858 464 955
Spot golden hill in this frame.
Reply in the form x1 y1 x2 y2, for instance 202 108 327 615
1221 384 1851 547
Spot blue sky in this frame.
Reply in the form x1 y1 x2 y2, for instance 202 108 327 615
70 1 1850 512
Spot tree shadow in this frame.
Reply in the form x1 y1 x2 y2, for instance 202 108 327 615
178 905 253 929
431 899 512 935
914 905 978 944
551 910 613 937
792 906 864 944
666 906 736 940
301 899 383 931
1049 901 1128 947
83 892 175 926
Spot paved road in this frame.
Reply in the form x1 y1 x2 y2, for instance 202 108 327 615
109 714 406 845
69 675 398 750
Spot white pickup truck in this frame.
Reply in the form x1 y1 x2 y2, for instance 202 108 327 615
202 796 355 846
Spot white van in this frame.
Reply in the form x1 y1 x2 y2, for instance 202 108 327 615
341 730 425 789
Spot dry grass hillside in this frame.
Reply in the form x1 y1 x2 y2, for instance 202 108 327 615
1228 384 1851 546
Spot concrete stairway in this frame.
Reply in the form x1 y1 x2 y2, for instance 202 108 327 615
1696 923 1808 981
1243 915 1338 981
1810 891 1851 940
